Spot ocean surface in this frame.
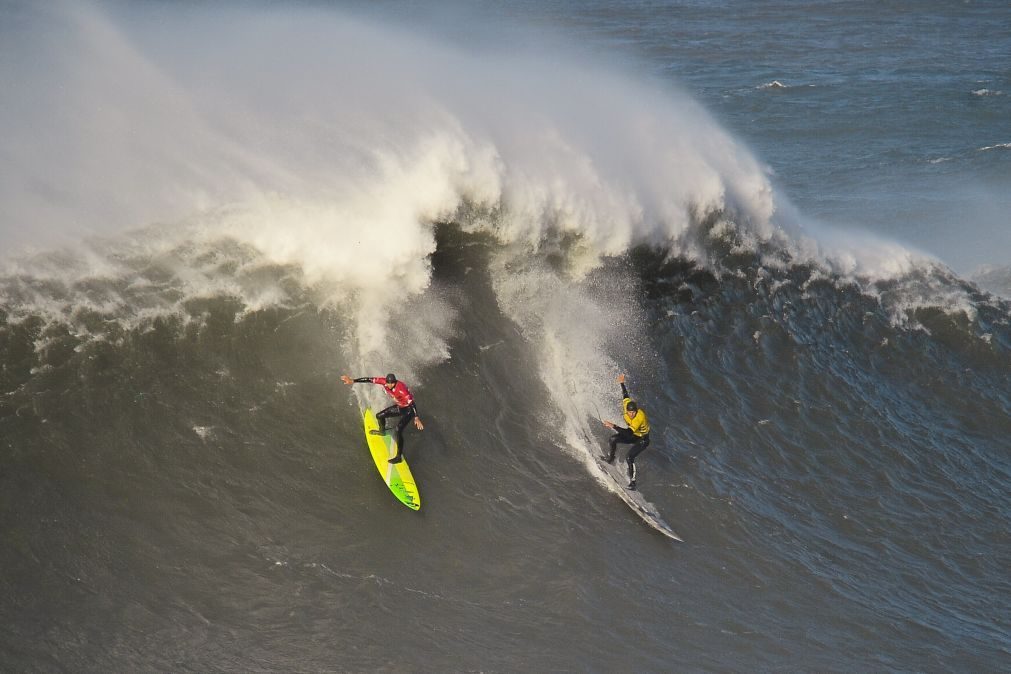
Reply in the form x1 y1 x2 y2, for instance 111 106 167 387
2 1 1009 672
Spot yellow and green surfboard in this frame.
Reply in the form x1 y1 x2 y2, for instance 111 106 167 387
362 407 421 511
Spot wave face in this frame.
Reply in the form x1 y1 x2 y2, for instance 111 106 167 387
2 2 1010 672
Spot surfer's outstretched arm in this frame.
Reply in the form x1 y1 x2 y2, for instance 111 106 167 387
617 373 631 399
340 375 378 385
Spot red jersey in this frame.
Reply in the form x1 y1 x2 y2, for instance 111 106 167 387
371 377 415 409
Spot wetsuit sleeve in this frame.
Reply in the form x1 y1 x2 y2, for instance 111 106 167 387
618 382 632 431
353 377 376 384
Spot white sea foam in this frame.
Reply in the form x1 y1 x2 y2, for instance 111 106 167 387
0 1 967 369
0 2 779 359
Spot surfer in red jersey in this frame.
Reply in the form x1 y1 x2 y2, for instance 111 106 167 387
341 373 424 463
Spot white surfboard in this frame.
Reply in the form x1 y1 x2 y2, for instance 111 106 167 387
594 455 682 542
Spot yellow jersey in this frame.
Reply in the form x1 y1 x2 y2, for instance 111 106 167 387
623 398 650 437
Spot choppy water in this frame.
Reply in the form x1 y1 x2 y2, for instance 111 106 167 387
2 1 1009 672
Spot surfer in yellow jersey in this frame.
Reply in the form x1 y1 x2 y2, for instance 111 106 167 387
602 374 651 490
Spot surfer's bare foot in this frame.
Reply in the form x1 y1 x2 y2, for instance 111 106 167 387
369 429 384 435
628 480 636 490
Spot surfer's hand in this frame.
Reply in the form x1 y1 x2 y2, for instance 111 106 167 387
340 375 353 385
603 420 615 429
414 418 424 430
616 374 625 384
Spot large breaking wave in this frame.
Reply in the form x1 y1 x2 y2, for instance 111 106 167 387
4 0 1008 473
4 2 996 365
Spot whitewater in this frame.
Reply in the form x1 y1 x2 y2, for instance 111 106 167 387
2 1 1009 672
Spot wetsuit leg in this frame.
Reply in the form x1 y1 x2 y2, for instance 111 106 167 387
375 404 401 432
607 435 618 462
625 435 650 485
390 408 414 456
607 428 637 462
390 407 416 462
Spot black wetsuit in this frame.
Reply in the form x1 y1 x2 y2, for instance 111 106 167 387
353 376 418 461
376 403 417 459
